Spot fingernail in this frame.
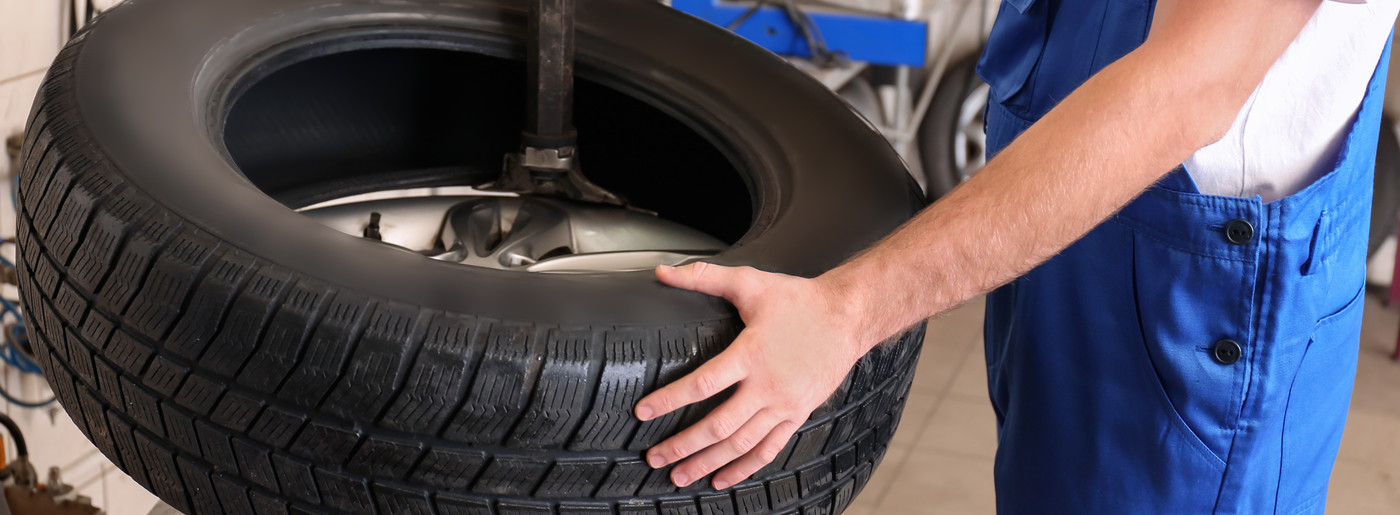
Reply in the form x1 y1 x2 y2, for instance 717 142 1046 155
647 453 665 468
657 265 674 272
672 471 690 487
713 479 731 490
636 406 653 421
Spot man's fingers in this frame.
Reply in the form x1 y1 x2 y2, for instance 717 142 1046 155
711 420 802 490
665 409 782 487
635 346 748 421
656 262 754 302
647 391 768 470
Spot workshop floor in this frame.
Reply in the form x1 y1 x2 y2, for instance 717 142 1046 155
848 294 1400 514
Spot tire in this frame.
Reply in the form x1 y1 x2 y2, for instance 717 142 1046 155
17 1 926 514
1370 115 1399 256
917 53 988 199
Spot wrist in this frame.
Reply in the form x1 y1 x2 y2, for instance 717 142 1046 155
814 264 886 356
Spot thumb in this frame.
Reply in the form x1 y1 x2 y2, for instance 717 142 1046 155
656 262 750 301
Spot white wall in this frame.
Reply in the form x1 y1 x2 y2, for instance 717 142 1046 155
0 1 158 513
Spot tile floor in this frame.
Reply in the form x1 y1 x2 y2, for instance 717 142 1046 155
847 294 1400 514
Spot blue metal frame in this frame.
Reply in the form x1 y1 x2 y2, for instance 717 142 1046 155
671 0 928 67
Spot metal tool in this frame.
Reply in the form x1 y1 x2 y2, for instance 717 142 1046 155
493 0 626 206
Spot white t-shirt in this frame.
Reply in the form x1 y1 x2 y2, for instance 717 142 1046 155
1182 0 1400 202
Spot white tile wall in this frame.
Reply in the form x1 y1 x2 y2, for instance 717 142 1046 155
2 1 159 514
0 0 62 80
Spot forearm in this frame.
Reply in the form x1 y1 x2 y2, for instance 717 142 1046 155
820 0 1318 350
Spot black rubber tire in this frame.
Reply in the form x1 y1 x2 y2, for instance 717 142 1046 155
917 53 987 199
1370 115 1400 256
17 1 926 514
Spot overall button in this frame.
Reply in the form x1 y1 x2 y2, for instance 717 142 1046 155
1212 339 1243 365
1224 219 1254 245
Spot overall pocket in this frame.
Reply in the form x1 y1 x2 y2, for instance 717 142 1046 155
1129 227 1254 464
976 0 1048 114
1278 286 1364 515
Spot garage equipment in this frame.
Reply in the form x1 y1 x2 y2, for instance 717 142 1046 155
492 0 626 206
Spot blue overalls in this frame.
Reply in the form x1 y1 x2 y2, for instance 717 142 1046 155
977 0 1390 512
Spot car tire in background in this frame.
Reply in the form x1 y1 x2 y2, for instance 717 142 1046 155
918 53 988 199
16 0 926 513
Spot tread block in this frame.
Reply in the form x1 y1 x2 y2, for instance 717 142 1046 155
826 409 861 456
33 161 77 237
135 431 190 513
108 413 151 490
46 178 100 264
121 376 165 437
141 355 187 397
177 456 223 515
233 279 333 391
277 293 375 408
67 188 153 293
31 254 60 303
508 327 597 449
322 302 427 421
17 125 55 197
209 390 265 433
831 478 856 514
124 228 221 340
161 404 201 456
195 420 237 472
571 329 652 451
659 498 700 515
434 494 493 515
165 249 256 360
797 459 833 498
271 454 320 504
313 468 374 513
735 484 770 515
380 313 480 434
196 266 292 376
373 484 434 515
347 436 422 479
799 493 832 515
638 467 679 496
595 458 649 498
699 494 737 515
535 458 610 498
92 358 124 405
247 405 305 448
471 456 551 495
785 423 833 471
409 447 487 490
232 438 279 492
52 282 88 327
212 474 254 515
75 387 122 469
174 373 225 415
63 328 95 384
249 490 289 515
630 326 705 451
768 473 801 510
78 310 115 352
94 210 180 314
831 446 857 480
288 421 360 466
105 329 154 376
442 323 540 445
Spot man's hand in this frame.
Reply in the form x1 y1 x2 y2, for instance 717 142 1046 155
633 262 869 491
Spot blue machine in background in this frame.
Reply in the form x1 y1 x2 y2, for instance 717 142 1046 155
670 0 928 67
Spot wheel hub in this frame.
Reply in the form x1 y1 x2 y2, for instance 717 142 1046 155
300 194 725 273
